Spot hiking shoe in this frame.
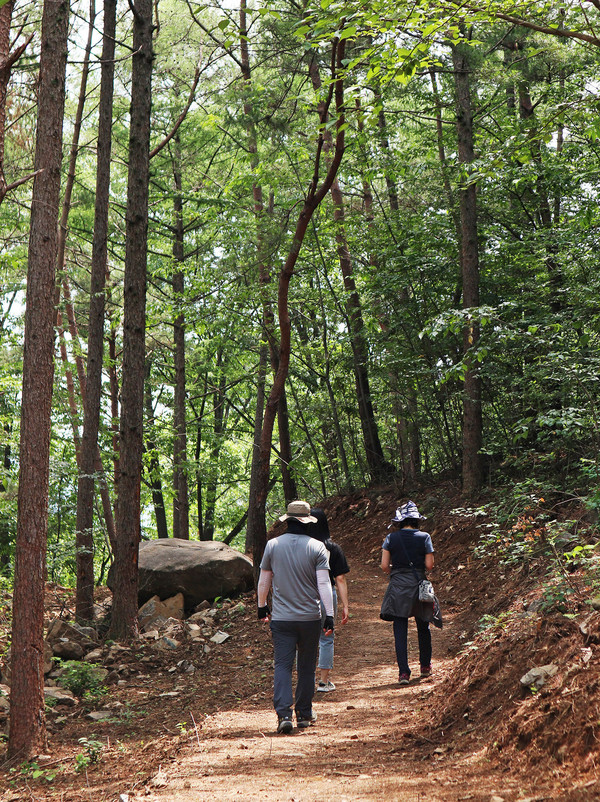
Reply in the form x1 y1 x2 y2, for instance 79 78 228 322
316 680 336 693
420 665 432 678
296 711 317 728
398 673 410 685
277 716 293 734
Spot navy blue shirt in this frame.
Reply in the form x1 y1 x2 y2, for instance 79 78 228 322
382 528 434 572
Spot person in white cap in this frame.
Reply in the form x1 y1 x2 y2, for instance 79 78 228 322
257 500 335 734
379 500 436 685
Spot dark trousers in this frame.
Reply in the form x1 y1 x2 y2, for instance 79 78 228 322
270 619 321 718
392 616 431 676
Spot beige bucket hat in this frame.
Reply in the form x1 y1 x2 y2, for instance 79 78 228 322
278 500 318 524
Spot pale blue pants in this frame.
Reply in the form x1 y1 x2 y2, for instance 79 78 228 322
318 587 337 670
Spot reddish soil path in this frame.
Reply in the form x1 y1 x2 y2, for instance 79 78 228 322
144 566 543 802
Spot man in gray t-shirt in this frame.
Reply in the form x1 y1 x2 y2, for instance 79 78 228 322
257 500 334 734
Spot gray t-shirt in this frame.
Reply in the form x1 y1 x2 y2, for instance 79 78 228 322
260 532 330 621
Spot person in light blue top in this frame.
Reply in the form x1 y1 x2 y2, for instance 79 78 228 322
380 500 435 685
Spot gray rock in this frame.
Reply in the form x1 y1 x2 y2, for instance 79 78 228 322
123 538 254 608
139 593 185 630
155 636 180 650
87 710 112 721
46 619 95 651
52 640 85 661
579 613 600 644
520 664 559 690
74 626 98 641
44 686 77 706
84 648 105 663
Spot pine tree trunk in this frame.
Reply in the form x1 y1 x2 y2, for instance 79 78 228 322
109 0 153 642
245 342 268 555
0 0 14 202
145 363 169 539
452 42 483 497
172 150 190 539
8 0 69 761
76 0 118 582
201 369 226 541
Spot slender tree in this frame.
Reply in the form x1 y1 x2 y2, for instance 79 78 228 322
8 0 69 760
452 39 483 495
109 0 153 642
171 143 190 539
0 0 35 205
249 34 348 575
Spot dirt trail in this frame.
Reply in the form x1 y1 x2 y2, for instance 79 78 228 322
145 565 542 802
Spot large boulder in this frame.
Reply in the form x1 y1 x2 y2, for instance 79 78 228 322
135 538 253 608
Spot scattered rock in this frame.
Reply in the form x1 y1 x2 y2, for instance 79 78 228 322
139 593 185 630
155 636 181 650
52 640 85 661
210 630 230 644
84 648 105 663
520 664 558 691
580 612 600 644
87 710 113 721
44 686 77 706
46 619 96 653
106 644 132 663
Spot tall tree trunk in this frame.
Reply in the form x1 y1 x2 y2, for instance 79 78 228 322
75 0 116 621
191 389 208 539
518 80 564 313
245 342 268 555
107 281 120 491
0 0 14 203
145 362 169 539
373 95 422 480
308 56 392 483
172 146 190 539
239 2 297 503
51 0 96 623
0 1 34 205
109 0 153 642
201 366 226 541
0 432 11 574
249 36 347 577
8 0 69 761
452 42 483 496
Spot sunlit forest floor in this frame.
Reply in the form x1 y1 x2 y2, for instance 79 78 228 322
1 481 599 800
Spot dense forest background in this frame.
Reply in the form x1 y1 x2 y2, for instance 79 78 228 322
2 0 600 756
2 0 600 563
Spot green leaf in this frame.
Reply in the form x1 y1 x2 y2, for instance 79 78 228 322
339 26 357 41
